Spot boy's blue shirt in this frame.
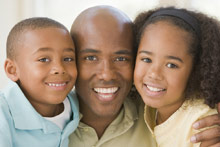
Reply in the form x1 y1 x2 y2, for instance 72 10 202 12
0 80 79 147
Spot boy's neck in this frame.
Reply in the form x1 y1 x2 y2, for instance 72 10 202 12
32 102 64 117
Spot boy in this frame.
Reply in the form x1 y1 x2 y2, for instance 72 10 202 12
0 17 79 147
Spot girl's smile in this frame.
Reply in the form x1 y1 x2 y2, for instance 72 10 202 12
134 20 193 121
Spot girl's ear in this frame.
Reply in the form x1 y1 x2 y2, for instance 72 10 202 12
4 58 19 82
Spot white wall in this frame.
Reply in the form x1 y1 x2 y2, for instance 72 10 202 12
0 0 219 88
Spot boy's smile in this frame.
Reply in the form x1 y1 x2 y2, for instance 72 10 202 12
12 27 77 116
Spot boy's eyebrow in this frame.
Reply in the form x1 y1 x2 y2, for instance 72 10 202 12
63 48 75 53
33 47 75 54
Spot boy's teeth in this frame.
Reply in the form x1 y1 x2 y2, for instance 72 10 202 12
147 85 164 92
94 87 118 94
48 83 66 87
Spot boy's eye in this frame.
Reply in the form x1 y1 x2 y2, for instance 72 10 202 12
38 58 50 62
167 63 178 68
64 57 74 62
85 56 97 61
115 57 127 61
141 58 152 63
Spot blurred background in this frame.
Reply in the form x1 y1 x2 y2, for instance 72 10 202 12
0 0 220 88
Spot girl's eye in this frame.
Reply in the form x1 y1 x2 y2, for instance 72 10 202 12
39 58 49 62
85 56 97 61
115 57 127 61
167 63 178 68
141 58 152 63
64 58 74 62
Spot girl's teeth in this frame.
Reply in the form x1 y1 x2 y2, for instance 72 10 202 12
147 85 164 92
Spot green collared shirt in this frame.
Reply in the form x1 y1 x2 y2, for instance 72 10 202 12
69 96 156 147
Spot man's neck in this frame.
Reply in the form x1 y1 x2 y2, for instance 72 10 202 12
79 104 122 138
81 115 116 138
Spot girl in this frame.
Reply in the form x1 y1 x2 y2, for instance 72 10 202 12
133 7 220 146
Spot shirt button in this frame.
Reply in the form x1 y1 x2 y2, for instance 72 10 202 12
83 128 89 132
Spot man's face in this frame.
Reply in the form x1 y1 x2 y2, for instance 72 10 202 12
75 18 134 119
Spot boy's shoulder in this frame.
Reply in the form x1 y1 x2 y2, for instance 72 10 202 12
0 89 13 132
0 89 10 113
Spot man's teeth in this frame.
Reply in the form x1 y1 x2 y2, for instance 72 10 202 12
94 87 118 94
147 85 164 92
48 83 66 87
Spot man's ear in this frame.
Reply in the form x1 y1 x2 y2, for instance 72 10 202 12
4 58 19 82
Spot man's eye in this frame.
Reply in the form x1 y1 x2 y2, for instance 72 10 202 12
167 63 178 68
141 58 152 63
115 57 127 61
85 56 97 61
64 58 74 62
39 58 50 62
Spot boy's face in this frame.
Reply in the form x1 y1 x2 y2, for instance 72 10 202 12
134 21 193 114
13 27 77 112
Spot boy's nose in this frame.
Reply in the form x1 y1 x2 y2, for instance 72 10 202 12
51 62 66 75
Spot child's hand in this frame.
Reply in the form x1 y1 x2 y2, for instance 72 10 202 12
191 103 220 146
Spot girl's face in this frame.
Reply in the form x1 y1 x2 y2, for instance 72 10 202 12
134 21 193 114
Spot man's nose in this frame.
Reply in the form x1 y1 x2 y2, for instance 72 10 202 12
97 60 116 81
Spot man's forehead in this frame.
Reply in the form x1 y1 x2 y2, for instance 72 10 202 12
71 6 132 34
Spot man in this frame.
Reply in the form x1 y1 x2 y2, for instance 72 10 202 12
69 5 220 147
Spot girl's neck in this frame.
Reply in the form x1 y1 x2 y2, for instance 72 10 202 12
156 99 184 125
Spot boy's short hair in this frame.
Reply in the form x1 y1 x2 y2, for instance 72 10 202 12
6 17 68 59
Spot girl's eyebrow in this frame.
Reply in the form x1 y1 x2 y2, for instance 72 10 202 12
166 55 183 63
138 50 183 63
138 50 152 55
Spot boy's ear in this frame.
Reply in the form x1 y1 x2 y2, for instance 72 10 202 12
4 58 19 82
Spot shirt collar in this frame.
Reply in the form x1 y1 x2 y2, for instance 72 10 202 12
3 80 61 133
77 97 139 143
144 105 157 135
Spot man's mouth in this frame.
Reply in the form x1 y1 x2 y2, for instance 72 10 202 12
94 87 118 93
93 87 119 101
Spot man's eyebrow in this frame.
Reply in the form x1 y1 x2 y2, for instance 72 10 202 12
79 48 100 53
114 49 132 55
166 55 183 63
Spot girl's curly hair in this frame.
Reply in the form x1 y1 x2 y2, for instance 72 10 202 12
133 7 220 108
